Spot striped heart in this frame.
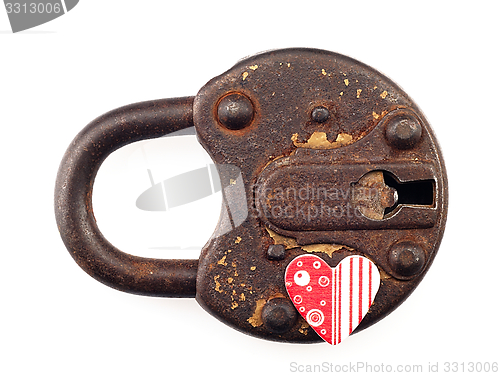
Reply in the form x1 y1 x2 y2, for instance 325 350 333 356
285 254 380 345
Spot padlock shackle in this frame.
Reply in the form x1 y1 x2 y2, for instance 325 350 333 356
55 97 197 297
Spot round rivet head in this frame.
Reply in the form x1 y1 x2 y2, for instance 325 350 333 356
385 114 422 149
311 106 330 123
216 93 254 130
388 241 426 277
261 298 298 334
267 244 286 261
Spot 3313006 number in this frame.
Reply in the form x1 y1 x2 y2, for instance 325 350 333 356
5 2 62 14
444 362 498 373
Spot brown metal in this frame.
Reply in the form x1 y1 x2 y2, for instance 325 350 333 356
217 92 255 130
55 97 197 297
351 171 397 220
194 48 447 342
56 48 448 344
255 161 437 232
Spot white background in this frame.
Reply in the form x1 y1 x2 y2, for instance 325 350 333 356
2 1 499 375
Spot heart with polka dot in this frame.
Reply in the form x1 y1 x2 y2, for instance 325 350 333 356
285 254 380 345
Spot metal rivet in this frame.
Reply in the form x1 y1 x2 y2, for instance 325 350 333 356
385 114 422 149
216 93 254 130
388 241 425 277
261 297 298 334
311 106 330 123
267 244 286 261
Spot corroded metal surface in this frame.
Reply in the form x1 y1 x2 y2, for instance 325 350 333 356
55 48 447 343
194 48 447 342
55 97 197 297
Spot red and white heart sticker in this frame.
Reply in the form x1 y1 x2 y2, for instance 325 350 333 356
285 254 380 345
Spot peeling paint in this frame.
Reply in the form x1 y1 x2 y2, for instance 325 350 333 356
267 227 353 256
298 321 309 335
266 227 299 249
372 110 388 121
214 275 223 293
335 133 353 144
247 299 266 327
303 243 353 257
379 269 392 280
291 131 353 149
217 255 227 266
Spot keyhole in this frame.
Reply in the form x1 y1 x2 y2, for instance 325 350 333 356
383 172 435 216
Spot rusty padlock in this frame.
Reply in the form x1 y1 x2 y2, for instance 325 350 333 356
55 48 447 343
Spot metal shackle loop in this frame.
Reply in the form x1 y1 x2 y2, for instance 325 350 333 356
55 96 197 297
